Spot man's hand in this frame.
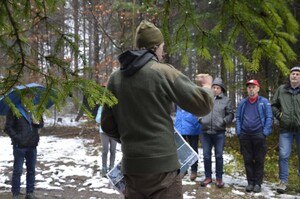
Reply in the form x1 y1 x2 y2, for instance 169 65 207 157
195 74 213 88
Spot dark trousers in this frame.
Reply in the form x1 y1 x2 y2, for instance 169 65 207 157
182 135 199 172
12 146 37 195
100 133 117 170
124 170 182 199
239 133 266 185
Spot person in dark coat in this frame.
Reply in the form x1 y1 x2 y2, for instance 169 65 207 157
199 77 234 188
5 92 44 199
101 20 214 199
271 66 300 193
236 79 273 193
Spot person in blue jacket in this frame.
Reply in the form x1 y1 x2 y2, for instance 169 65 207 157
236 79 273 193
174 106 202 181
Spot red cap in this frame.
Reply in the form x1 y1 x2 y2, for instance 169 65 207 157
246 79 260 87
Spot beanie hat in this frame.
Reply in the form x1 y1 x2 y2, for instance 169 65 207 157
290 66 300 72
212 77 226 93
135 20 164 49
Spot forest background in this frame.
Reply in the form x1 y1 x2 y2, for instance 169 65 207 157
0 0 300 194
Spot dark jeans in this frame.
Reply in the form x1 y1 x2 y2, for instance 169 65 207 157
239 133 266 185
182 135 199 172
201 132 225 179
124 170 182 199
12 146 37 195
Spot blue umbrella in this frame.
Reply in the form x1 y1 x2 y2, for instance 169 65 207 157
0 83 55 115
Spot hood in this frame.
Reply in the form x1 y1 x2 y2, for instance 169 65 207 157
212 77 226 93
118 50 155 76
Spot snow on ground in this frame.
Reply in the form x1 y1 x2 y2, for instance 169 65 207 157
0 116 299 198
43 114 88 127
0 135 121 195
1 135 299 199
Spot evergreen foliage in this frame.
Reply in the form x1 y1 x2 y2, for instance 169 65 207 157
141 0 299 74
0 0 117 117
0 0 299 116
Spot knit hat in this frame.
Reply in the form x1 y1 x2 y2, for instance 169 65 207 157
290 66 300 72
134 20 164 49
212 77 226 92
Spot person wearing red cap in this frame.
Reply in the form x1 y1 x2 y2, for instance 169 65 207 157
271 66 300 193
236 79 273 193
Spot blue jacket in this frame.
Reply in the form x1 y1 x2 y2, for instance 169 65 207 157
96 106 103 133
236 96 273 136
174 107 202 135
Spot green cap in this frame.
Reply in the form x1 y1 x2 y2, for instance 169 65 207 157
134 20 164 49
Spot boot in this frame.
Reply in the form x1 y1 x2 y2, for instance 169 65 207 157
25 192 37 199
277 181 287 194
253 184 261 193
200 178 212 187
245 184 254 192
190 171 197 181
216 178 224 188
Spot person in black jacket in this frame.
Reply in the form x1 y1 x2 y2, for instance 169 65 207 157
5 92 44 199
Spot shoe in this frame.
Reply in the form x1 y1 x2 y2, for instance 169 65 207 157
216 178 224 188
190 172 197 181
253 184 261 193
277 181 287 194
12 193 19 199
245 184 254 192
25 192 37 199
200 178 212 187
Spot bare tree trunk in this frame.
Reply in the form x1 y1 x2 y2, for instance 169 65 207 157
73 0 79 72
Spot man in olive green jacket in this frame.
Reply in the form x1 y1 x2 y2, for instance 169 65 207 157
101 20 213 199
271 66 300 193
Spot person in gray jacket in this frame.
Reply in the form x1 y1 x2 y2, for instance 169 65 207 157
200 77 234 188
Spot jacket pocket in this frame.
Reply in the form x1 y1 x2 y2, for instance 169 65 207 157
280 113 290 129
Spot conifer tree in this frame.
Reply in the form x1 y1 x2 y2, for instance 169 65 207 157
0 0 298 116
0 0 117 117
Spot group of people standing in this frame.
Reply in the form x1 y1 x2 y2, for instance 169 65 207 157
100 20 300 198
174 76 234 189
4 19 300 199
174 67 300 195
